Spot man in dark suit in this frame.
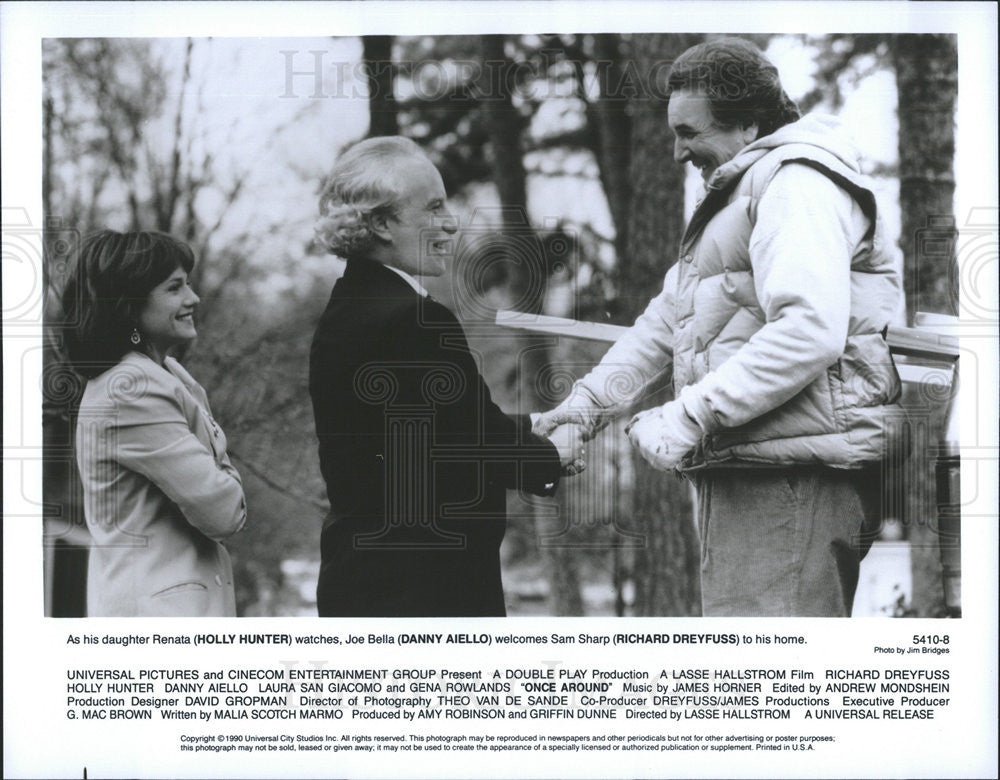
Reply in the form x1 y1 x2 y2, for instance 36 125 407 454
309 136 583 617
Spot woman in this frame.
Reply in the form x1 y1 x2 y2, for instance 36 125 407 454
62 230 246 616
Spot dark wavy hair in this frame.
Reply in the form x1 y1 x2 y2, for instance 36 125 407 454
60 230 195 378
667 37 802 139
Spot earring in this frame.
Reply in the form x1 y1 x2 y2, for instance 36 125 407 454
130 328 142 345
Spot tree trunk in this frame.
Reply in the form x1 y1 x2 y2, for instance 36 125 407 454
43 96 54 224
480 34 584 616
587 33 633 260
619 33 702 616
892 34 959 618
893 34 959 323
480 37 527 226
362 36 399 137
158 37 194 233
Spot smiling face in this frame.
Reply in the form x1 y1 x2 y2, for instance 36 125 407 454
373 155 457 277
668 88 757 183
137 266 200 359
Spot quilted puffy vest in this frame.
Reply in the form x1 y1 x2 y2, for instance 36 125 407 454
674 116 903 470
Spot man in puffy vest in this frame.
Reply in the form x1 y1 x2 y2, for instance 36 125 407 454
535 37 903 617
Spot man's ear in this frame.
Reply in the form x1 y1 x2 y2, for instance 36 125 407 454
741 121 759 144
369 211 393 243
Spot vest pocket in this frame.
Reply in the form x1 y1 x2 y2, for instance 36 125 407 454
838 334 901 408
709 376 839 451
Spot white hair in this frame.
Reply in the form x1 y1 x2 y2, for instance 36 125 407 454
315 136 427 259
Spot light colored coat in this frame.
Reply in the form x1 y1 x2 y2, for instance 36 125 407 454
76 352 246 616
575 114 903 470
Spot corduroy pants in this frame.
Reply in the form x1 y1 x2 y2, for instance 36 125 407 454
693 467 881 616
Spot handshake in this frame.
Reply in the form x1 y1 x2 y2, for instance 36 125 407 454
537 419 590 476
532 394 705 477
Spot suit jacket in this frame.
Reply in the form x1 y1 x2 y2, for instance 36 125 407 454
75 352 246 616
309 258 561 617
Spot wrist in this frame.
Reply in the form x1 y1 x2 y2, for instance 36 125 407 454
657 398 702 449
677 385 713 434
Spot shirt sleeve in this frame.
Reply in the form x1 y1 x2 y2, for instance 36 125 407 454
574 265 677 422
113 383 247 540
681 162 868 431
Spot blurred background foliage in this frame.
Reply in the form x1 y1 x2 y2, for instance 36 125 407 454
41 33 958 617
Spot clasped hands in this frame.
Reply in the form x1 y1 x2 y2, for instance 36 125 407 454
531 408 591 476
533 398 702 476
545 422 589 476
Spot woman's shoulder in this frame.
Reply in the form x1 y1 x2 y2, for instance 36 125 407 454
79 352 185 413
162 355 200 388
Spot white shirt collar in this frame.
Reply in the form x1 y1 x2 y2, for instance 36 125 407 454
383 264 429 298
